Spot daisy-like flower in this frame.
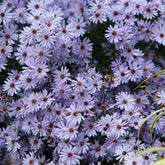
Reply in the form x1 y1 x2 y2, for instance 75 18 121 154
23 152 39 165
71 74 87 92
116 92 136 111
33 45 52 62
26 92 40 113
68 16 86 37
114 119 127 138
54 66 71 84
29 136 43 151
113 64 130 84
53 83 71 100
37 28 56 48
97 114 116 137
31 61 49 80
13 7 27 24
124 156 143 165
0 42 13 58
155 89 165 105
18 73 37 90
32 119 48 137
107 4 124 22
38 90 54 109
143 2 158 19
0 6 12 25
65 102 85 125
127 63 143 82
132 0 146 15
72 38 93 58
152 25 165 45
27 0 46 13
82 118 97 137
90 140 106 158
3 78 20 96
0 24 18 45
21 115 35 134
121 47 144 64
15 45 32 65
5 135 21 153
73 133 90 154
56 22 74 40
54 122 78 140
105 24 123 43
59 146 81 165
115 143 133 162
89 10 107 24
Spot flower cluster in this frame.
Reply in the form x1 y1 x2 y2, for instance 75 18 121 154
0 0 165 165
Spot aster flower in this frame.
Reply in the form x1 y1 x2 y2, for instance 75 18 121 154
54 122 78 140
32 118 48 137
89 10 107 24
5 135 21 153
73 133 90 154
13 7 27 24
27 0 46 13
18 73 37 90
115 143 133 162
36 28 56 48
56 22 74 40
152 25 165 45
97 114 116 137
0 24 18 45
131 0 146 15
21 115 35 134
124 156 143 165
3 78 20 96
90 140 106 158
65 102 85 125
23 152 39 165
29 136 43 151
54 66 71 84
15 45 32 65
0 42 13 58
82 118 97 137
113 64 130 84
0 6 12 25
105 24 123 43
68 16 86 37
72 38 93 58
114 119 127 138
143 2 158 19
107 4 124 22
116 91 136 111
127 63 143 82
71 74 87 92
59 146 81 165
53 83 71 100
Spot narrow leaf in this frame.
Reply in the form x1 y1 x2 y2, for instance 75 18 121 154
134 70 165 91
150 112 165 140
138 107 165 146
131 147 165 158
152 158 165 165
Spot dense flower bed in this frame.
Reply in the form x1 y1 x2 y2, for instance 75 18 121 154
0 0 165 164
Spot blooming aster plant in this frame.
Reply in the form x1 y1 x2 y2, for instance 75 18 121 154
0 0 165 165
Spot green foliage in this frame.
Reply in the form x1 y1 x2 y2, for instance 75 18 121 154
150 112 165 141
134 70 165 91
137 106 165 147
152 158 165 165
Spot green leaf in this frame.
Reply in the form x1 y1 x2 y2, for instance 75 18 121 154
150 112 165 140
134 70 165 91
131 147 165 158
137 107 165 148
152 158 165 165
